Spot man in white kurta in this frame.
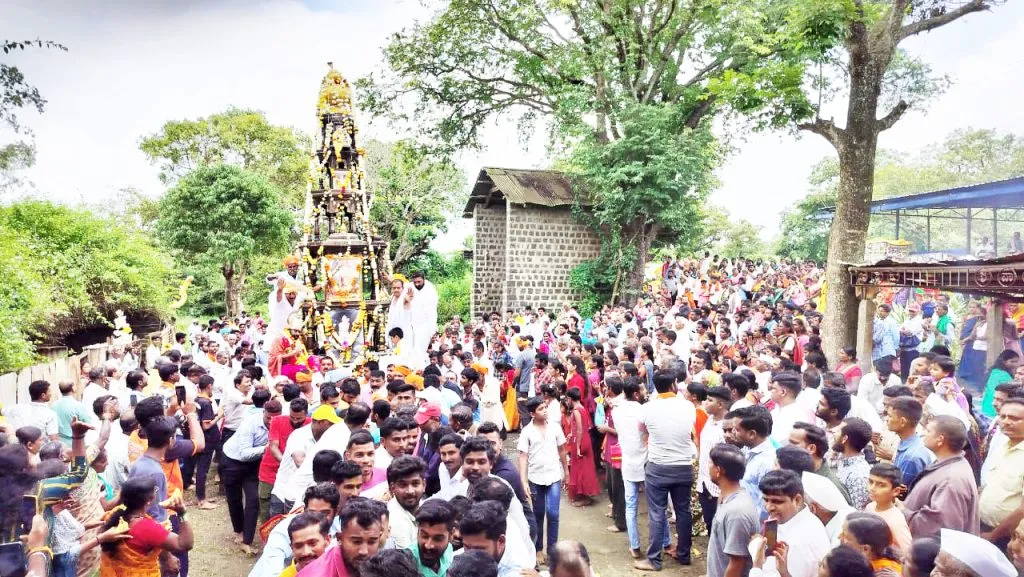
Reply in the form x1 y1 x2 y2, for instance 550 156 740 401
406 272 438 368
386 276 413 355
267 279 301 341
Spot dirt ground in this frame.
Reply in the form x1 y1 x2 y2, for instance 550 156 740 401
188 435 708 577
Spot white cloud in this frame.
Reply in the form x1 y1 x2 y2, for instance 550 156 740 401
6 0 1023 250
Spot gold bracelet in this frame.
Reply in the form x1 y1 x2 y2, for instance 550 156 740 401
27 546 53 560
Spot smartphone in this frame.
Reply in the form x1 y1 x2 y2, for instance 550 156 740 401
764 519 778 556
175 385 187 406
0 542 27 577
18 495 37 539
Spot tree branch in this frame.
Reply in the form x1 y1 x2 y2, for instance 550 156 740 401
797 117 843 149
875 99 909 132
900 0 991 40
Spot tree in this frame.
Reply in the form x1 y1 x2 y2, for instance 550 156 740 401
156 164 293 316
783 128 1024 259
140 108 309 205
0 201 176 372
1 39 66 193
718 219 767 259
361 140 466 271
358 0 809 302
722 0 998 362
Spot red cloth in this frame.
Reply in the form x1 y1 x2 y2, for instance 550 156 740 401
566 404 600 499
124 516 170 554
258 415 310 484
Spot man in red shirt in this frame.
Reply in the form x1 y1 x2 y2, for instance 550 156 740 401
260 398 311 520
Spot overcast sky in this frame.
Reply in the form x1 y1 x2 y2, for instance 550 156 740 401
6 0 1024 251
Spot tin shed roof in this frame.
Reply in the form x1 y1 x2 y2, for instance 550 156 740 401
462 167 587 217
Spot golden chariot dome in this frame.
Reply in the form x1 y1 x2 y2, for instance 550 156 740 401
317 62 352 116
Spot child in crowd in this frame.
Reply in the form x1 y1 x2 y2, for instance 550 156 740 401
931 355 969 414
864 463 912 555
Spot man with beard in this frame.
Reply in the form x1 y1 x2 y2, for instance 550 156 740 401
409 499 455 577
386 456 427 550
405 271 438 368
296 499 385 577
458 501 529 577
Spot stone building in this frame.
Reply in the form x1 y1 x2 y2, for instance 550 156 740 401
463 167 602 319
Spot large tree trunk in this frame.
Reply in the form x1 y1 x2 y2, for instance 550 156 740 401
621 221 656 306
222 263 246 317
820 50 882 365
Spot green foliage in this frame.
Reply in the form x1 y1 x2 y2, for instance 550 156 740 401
569 241 638 316
362 140 467 271
437 273 471 324
717 219 767 259
1 39 66 194
566 104 721 245
359 0 818 302
140 108 309 206
781 128 1024 260
774 190 835 262
156 164 293 315
0 201 176 372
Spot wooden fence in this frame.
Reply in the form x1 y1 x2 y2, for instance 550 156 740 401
0 343 120 407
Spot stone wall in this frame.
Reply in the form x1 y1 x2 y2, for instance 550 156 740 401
472 202 507 317
505 204 602 311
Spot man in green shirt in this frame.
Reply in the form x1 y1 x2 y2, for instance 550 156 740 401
409 499 455 577
52 380 94 446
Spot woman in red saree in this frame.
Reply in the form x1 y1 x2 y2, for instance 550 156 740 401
564 387 599 506
99 477 193 577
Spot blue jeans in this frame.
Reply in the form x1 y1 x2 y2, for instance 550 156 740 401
624 479 656 551
52 552 76 577
645 462 693 568
529 481 561 554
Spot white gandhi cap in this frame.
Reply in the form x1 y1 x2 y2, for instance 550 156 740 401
801 471 847 513
939 528 1016 577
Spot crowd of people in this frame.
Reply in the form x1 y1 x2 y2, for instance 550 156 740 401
4 253 1024 577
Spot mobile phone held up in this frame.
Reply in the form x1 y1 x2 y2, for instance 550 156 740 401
175 385 187 406
763 519 778 556
18 495 37 538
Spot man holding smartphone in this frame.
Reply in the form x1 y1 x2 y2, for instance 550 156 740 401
748 470 830 577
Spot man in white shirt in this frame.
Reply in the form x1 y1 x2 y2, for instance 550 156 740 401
270 405 338 510
4 380 59 441
768 372 814 446
81 368 111 417
635 371 697 571
748 470 831 577
267 279 302 341
517 396 568 561
611 379 646 559
221 371 253 445
697 387 729 529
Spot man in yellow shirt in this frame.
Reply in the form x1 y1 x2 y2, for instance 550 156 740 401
980 398 1024 550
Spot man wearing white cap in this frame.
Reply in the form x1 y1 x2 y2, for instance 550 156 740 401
933 528 1016 577
801 471 854 547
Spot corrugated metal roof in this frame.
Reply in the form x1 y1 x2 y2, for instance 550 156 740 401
820 175 1024 214
462 167 586 217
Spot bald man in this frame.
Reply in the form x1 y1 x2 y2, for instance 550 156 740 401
547 541 594 577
